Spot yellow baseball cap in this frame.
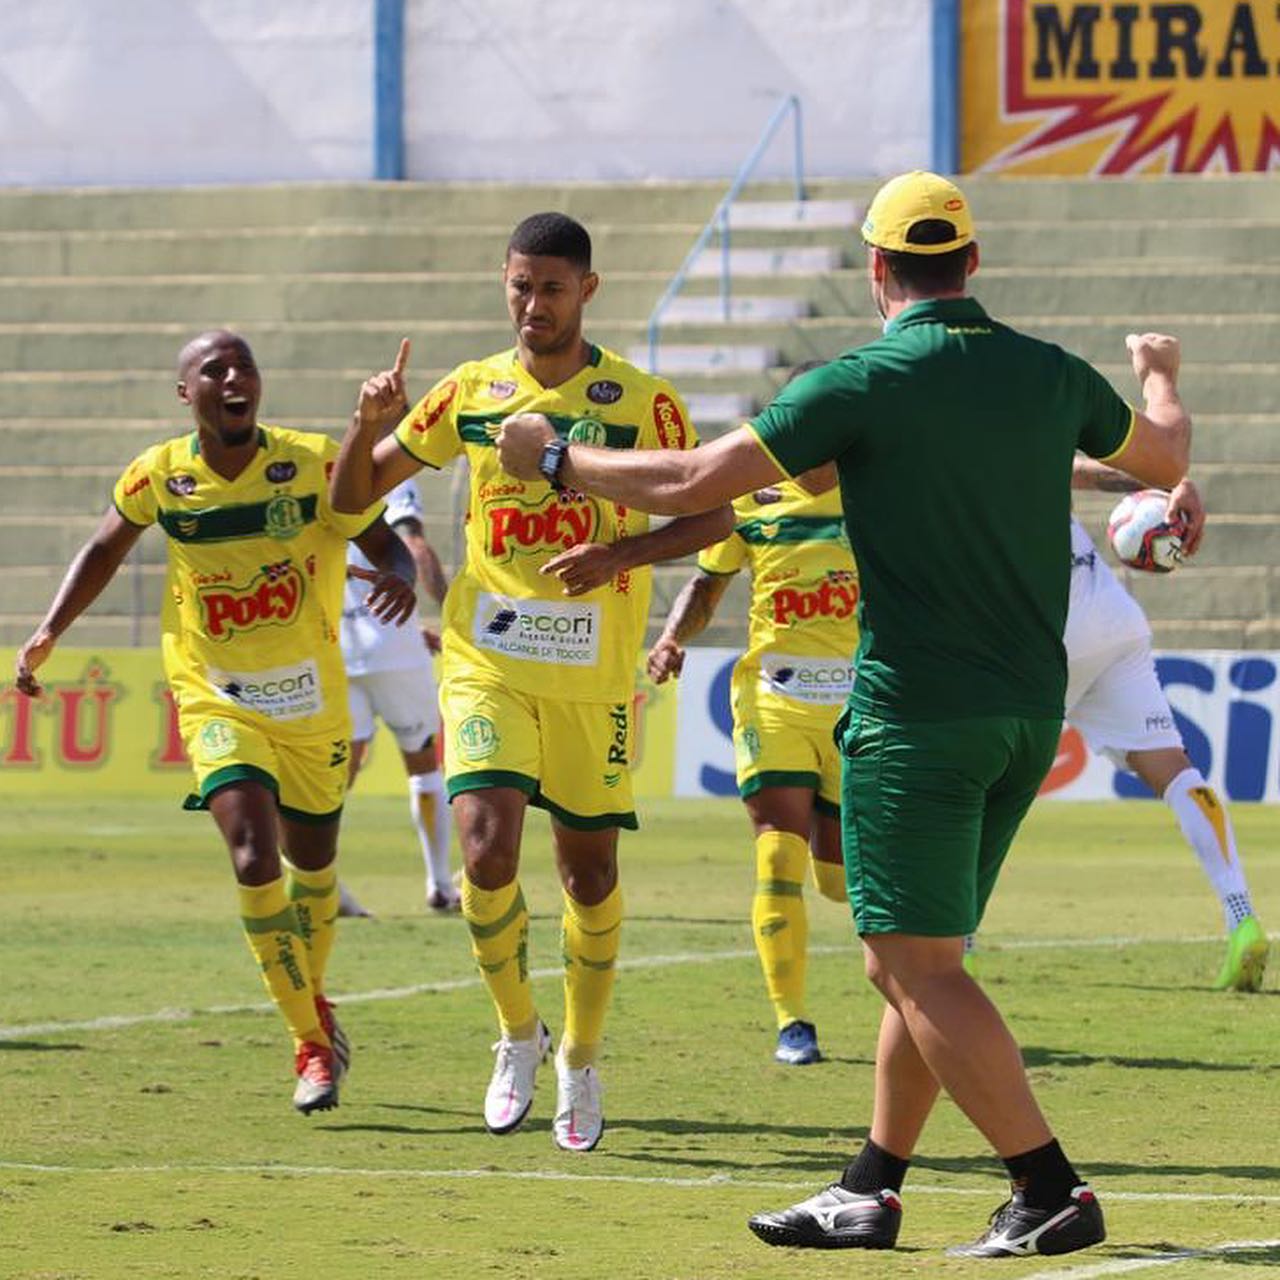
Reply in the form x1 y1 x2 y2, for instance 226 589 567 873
861 171 974 255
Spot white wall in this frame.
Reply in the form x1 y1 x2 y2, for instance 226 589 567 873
0 0 373 185
0 0 931 187
406 0 931 180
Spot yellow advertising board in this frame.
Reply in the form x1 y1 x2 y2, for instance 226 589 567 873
0 648 678 801
962 0 1280 173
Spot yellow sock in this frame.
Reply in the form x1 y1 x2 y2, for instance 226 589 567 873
462 875 537 1040
284 860 339 993
810 855 847 904
752 831 810 1028
561 884 623 1069
238 877 326 1050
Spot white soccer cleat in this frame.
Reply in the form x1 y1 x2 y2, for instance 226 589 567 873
484 1020 552 1134
552 1050 604 1153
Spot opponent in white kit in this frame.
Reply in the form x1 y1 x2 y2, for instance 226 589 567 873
1068 461 1268 990
341 477 457 912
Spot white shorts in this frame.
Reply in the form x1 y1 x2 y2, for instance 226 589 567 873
347 666 440 751
1065 636 1182 767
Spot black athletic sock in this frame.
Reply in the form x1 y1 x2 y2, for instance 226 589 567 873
1003 1138 1080 1210
840 1139 910 1195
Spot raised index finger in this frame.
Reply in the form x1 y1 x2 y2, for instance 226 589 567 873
393 338 411 376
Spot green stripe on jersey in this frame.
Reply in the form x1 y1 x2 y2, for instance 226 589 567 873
735 515 848 545
456 412 639 450
157 493 318 543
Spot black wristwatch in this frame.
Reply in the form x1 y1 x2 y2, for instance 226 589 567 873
538 438 569 491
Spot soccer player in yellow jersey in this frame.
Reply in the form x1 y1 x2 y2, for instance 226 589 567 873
649 424 858 1066
13 331 413 1115
332 213 731 1151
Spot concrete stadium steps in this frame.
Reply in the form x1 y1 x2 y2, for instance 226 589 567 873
0 223 865 280
0 361 1273 422
8 264 1280 327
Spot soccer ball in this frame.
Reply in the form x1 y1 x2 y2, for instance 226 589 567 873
1107 490 1186 573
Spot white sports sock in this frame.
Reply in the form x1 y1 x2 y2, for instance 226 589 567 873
1163 767 1255 931
409 769 453 892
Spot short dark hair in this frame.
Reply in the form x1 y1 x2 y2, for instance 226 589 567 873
879 220 971 294
507 212 592 271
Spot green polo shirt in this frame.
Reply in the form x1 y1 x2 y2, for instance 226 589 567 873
748 297 1135 721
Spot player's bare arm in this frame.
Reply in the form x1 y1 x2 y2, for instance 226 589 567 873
646 572 732 684
1072 456 1143 493
1074 456 1205 556
393 516 449 606
332 338 420 513
542 505 733 597
1110 333 1192 489
350 518 418 626
14 507 143 696
497 414 783 515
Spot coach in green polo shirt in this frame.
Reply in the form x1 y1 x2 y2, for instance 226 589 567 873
495 171 1191 1260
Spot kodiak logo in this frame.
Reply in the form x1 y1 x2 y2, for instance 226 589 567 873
199 560 304 640
653 393 687 450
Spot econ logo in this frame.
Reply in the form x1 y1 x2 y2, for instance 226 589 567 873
653 393 688 450
963 1 1280 173
198 560 305 641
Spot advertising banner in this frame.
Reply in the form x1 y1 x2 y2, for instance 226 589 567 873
4 647 1279 804
962 0 1280 174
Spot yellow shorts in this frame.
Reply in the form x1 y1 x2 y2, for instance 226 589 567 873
440 673 637 830
181 710 350 824
731 668 842 815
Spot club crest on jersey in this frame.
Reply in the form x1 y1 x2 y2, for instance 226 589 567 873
198 560 304 640
487 379 517 401
653 392 687 450
485 494 601 560
568 417 607 446
586 379 624 406
197 718 238 761
165 473 197 497
264 494 304 540
265 460 297 484
455 714 499 763
411 380 457 433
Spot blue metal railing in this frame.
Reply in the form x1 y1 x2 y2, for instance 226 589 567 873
646 94 806 373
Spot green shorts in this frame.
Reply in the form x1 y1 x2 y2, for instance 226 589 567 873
837 709 1061 937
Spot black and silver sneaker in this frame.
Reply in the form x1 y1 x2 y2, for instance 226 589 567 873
748 1185 902 1249
948 1184 1105 1258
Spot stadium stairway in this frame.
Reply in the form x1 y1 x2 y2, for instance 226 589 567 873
0 176 1278 650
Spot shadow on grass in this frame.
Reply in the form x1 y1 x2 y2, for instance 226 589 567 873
1114 1242 1280 1268
0 1040 85 1052
1022 1044 1271 1073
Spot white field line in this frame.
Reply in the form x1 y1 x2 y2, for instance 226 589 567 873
1021 1238 1280 1280
0 1161 1277 1207
0 932 1254 1043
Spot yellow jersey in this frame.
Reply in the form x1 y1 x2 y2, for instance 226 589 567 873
698 481 859 707
395 345 697 704
113 425 384 740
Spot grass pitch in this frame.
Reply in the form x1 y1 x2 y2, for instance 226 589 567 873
1 795 1277 1279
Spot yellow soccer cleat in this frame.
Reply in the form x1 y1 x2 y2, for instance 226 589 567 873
1213 916 1270 992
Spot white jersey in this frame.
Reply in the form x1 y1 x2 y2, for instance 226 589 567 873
1064 515 1150 662
341 479 430 676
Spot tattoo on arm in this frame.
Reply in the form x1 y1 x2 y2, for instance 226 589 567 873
665 574 730 645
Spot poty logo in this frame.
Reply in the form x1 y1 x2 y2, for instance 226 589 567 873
199 561 304 640
487 498 598 558
772 579 859 626
653 393 687 450
123 469 150 497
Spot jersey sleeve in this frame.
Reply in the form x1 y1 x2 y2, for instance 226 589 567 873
1067 353 1137 462
697 528 748 576
112 449 160 527
318 436 386 538
395 372 465 469
642 380 699 451
747 360 860 478
384 478 424 529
